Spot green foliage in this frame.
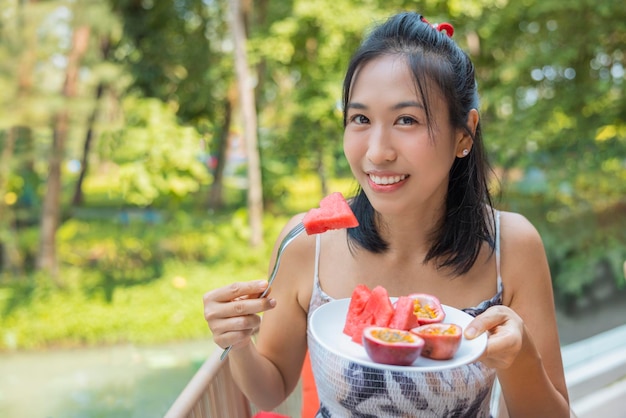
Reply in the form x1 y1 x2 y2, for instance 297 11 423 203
109 0 230 124
0 212 289 351
501 192 626 305
470 0 626 205
99 96 210 206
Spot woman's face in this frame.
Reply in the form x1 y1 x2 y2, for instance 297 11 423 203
343 54 468 217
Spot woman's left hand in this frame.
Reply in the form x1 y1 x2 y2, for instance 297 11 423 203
464 305 525 369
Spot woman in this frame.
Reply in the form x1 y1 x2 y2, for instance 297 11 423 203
204 11 570 417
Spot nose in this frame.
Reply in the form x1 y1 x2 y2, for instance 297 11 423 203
366 125 396 164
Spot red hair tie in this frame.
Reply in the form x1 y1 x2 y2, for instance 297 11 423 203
420 16 454 38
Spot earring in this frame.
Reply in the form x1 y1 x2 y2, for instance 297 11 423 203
462 149 469 156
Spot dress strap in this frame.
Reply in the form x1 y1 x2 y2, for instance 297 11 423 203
308 234 333 317
495 210 502 290
461 210 504 317
314 234 321 284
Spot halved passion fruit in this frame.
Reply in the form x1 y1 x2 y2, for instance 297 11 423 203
362 326 425 366
410 323 463 360
407 293 446 325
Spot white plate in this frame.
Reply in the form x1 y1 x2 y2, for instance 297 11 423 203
309 298 488 372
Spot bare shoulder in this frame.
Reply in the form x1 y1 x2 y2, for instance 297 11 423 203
498 210 551 302
499 210 544 248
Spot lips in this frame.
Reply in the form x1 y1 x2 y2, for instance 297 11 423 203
368 174 408 185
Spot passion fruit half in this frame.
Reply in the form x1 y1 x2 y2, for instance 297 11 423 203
410 323 463 360
407 293 446 325
362 326 425 366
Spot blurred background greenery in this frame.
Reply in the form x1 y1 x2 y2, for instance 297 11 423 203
0 0 624 355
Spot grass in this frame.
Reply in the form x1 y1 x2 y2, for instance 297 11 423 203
0 210 285 352
1 260 259 350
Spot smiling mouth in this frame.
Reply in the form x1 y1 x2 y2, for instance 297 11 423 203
369 174 408 185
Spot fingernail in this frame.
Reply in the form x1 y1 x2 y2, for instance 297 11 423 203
256 280 267 287
269 298 277 307
465 327 476 339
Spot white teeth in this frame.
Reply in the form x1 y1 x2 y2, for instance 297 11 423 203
369 174 407 185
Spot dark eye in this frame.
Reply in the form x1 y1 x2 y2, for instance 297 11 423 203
397 116 417 125
350 114 370 125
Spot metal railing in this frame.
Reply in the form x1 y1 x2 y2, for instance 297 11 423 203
164 348 301 418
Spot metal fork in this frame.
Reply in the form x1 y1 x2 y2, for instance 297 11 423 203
220 222 306 360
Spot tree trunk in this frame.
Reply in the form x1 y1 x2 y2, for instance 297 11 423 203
229 0 263 247
72 82 104 207
72 36 111 207
208 96 233 210
37 25 90 276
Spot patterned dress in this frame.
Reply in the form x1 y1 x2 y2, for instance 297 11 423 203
306 213 503 417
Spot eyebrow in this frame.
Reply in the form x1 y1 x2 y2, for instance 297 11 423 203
393 100 424 110
346 101 424 111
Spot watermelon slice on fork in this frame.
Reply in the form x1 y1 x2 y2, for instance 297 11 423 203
302 192 359 235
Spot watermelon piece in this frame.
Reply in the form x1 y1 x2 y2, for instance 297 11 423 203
350 286 394 345
302 192 359 235
367 286 395 327
388 296 420 331
343 284 372 336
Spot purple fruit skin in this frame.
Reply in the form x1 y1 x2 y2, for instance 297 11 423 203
362 327 425 366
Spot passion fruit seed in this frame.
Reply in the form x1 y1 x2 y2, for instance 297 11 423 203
419 325 458 335
414 301 438 319
371 328 417 344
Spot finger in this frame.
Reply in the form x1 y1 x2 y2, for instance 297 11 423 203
213 322 258 349
203 280 269 304
224 296 276 319
205 296 276 326
464 305 510 339
477 327 522 369
211 300 276 349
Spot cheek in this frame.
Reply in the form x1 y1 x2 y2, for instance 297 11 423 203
343 134 360 166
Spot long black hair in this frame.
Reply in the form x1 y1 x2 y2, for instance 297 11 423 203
344 12 495 276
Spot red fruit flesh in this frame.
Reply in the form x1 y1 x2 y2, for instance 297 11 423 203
362 326 425 366
388 296 421 330
410 323 463 360
302 192 359 235
343 284 372 337
349 286 394 345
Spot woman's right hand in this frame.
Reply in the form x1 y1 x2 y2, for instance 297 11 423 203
203 280 277 352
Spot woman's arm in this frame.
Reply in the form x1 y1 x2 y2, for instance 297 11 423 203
466 212 570 417
207 215 312 411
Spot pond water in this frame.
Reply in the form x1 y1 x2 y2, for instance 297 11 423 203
0 339 214 418
1 298 625 418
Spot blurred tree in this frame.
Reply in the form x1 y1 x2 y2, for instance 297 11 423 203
464 0 626 203
229 0 263 246
109 0 233 209
462 0 626 299
37 25 90 276
99 96 209 206
72 35 112 207
0 0 42 272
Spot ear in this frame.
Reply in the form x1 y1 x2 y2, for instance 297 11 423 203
455 109 479 158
